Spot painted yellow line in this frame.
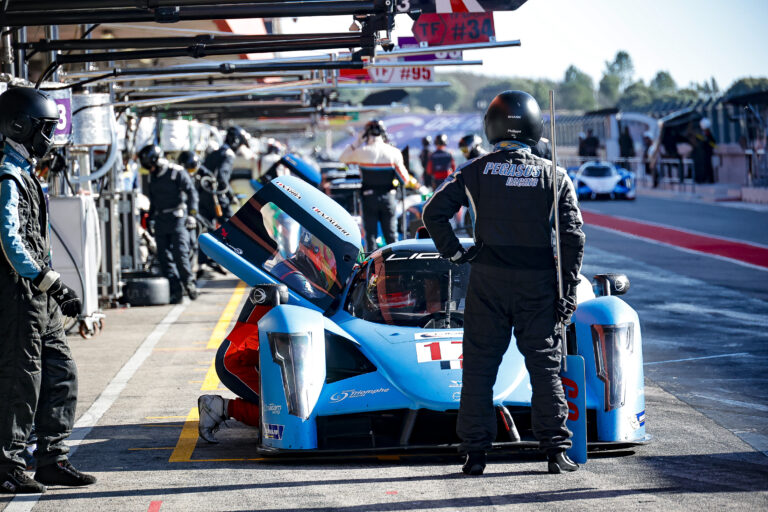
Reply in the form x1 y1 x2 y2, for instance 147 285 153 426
207 281 247 349
129 447 176 451
377 455 401 461
169 407 199 463
200 282 246 391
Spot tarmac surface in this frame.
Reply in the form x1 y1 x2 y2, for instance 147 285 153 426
2 195 768 511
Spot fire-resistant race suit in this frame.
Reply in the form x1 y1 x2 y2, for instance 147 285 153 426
0 142 78 475
340 136 415 251
201 144 236 222
422 140 585 455
148 161 199 301
426 146 456 189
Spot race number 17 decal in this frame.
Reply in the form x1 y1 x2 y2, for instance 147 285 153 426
416 340 463 370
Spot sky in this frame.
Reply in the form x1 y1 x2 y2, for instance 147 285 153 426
280 0 768 90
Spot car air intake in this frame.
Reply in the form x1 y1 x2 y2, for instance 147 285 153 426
325 330 376 384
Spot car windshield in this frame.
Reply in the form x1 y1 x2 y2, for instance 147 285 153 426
244 202 340 300
581 165 615 177
345 250 470 327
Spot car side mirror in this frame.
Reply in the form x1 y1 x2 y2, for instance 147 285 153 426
593 273 630 296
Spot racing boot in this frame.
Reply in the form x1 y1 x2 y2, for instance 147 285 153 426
461 451 486 476
547 451 579 474
185 282 199 300
198 394 229 443
209 262 228 276
34 460 96 487
1 469 46 494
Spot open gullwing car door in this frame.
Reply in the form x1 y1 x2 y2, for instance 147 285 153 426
199 175 362 312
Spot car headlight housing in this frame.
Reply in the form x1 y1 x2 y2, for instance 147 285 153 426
268 331 324 420
591 323 634 411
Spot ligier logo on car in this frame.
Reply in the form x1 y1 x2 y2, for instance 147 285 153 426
329 388 390 403
264 423 284 440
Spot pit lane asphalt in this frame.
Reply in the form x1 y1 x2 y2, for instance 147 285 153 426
2 196 767 511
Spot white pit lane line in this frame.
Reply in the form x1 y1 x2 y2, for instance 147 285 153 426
6 303 188 512
644 352 751 366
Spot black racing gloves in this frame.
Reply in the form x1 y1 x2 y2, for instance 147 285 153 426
448 242 484 265
33 268 83 317
556 296 577 324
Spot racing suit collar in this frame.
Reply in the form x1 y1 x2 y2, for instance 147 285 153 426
2 141 35 172
494 141 531 152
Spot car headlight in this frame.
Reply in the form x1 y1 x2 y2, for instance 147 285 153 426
269 331 324 419
591 323 634 412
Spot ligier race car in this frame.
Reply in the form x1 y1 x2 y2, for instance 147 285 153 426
200 175 648 454
570 161 636 200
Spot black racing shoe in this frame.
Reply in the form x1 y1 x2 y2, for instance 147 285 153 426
34 460 96 487
186 282 199 300
1 469 46 494
461 451 486 476
547 451 579 474
209 262 228 276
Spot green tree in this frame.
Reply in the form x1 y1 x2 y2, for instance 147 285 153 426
410 76 466 111
649 71 677 95
598 73 621 107
558 65 597 110
606 51 635 91
725 77 768 97
616 81 654 110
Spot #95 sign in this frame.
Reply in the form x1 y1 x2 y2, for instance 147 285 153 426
369 64 433 83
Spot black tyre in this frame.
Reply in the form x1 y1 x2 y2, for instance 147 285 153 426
122 272 171 306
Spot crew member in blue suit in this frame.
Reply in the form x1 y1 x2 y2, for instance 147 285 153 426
423 91 585 476
0 87 96 494
340 120 418 251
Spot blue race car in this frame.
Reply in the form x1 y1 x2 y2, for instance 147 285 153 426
200 175 648 453
570 161 636 200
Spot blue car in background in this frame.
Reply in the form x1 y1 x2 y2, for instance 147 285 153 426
570 161 636 200
200 175 648 454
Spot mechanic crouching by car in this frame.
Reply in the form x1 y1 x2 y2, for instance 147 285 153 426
340 120 419 251
140 144 199 303
422 90 585 476
0 87 96 493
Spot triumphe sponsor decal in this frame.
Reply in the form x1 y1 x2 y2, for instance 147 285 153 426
311 206 351 237
265 403 282 415
330 388 390 403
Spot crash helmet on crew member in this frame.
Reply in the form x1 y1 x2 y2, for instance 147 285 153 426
0 87 60 159
421 135 432 147
138 144 164 172
265 137 282 154
458 134 483 156
363 119 388 141
435 133 448 147
224 125 248 151
484 90 543 146
177 150 200 173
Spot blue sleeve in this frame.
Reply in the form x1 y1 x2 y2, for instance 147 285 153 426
0 178 42 280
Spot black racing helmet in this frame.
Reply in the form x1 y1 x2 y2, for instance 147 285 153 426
138 144 163 171
458 134 482 151
421 135 432 147
0 87 59 159
484 90 543 146
225 125 248 150
177 150 200 173
363 119 387 140
435 133 448 146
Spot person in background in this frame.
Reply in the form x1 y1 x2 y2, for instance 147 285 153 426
694 118 717 183
642 131 657 188
577 132 587 159
0 87 96 494
420 136 433 187
426 133 456 189
582 129 600 157
619 125 636 166
202 126 246 223
458 134 487 160
140 144 199 303
258 138 283 179
340 120 419 251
